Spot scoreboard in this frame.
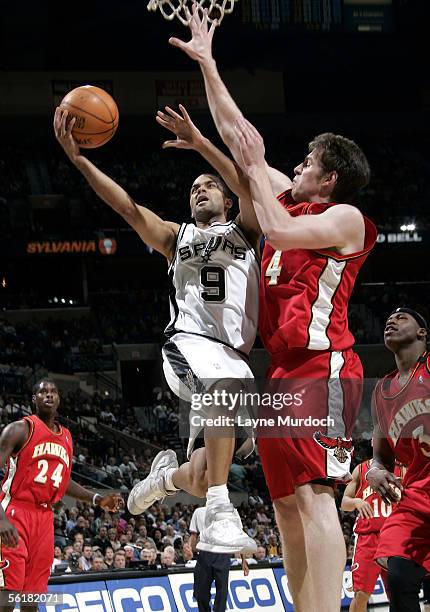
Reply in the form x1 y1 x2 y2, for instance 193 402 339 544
240 0 393 32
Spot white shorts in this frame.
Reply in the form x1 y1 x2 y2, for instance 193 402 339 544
162 332 255 460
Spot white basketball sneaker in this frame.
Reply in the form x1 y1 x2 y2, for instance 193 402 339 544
127 449 178 515
197 503 257 554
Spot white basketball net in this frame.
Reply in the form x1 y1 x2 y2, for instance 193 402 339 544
147 0 237 25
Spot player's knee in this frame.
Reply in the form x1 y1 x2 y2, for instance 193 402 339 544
354 590 370 604
274 498 301 532
295 483 335 520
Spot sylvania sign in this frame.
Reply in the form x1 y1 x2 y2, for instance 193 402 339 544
26 238 117 256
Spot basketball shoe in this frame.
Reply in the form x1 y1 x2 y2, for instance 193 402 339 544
127 449 178 515
197 503 257 554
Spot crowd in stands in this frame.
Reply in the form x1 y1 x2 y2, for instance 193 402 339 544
1 281 429 377
1 128 429 233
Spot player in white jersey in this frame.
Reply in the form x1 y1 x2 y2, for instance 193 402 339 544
54 105 260 554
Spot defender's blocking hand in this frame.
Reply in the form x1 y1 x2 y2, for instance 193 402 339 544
169 4 217 64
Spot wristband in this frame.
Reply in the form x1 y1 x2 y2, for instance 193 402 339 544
92 493 101 506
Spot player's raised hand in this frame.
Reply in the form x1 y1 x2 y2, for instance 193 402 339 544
53 107 81 162
169 3 217 64
156 105 205 150
354 498 374 519
98 494 124 512
234 116 266 176
0 517 19 548
366 467 402 505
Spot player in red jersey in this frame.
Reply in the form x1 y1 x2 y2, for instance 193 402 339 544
366 307 430 612
341 459 406 611
0 379 122 607
169 8 376 610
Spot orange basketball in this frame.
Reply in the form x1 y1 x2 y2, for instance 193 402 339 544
60 85 119 149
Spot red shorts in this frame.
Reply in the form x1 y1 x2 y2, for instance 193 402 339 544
0 501 54 592
258 347 363 499
349 532 388 594
375 494 430 573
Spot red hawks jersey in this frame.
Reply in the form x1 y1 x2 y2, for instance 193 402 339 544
0 415 73 510
260 192 377 354
354 460 405 534
373 353 430 498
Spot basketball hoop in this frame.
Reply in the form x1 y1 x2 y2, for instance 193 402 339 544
147 0 237 26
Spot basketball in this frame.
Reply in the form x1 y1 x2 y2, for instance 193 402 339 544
59 85 119 149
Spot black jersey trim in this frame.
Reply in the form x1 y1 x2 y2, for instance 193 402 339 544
164 267 180 338
165 329 249 360
167 223 187 273
162 339 206 395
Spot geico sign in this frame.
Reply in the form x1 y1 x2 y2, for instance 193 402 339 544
45 589 113 611
377 232 422 244
43 586 172 612
178 577 278 610
112 586 172 612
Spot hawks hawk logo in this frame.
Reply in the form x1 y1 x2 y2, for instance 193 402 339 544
0 560 10 570
313 431 354 463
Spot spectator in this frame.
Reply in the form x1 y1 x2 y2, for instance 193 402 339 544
161 548 175 568
51 546 64 571
79 544 93 571
141 547 158 567
254 546 268 563
93 526 110 554
113 550 126 569
104 546 115 569
91 555 107 571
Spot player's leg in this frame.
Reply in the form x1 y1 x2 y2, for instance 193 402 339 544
349 591 371 612
348 533 381 611
193 551 213 612
212 553 230 612
387 556 425 612
0 506 28 612
171 447 208 497
274 495 314 612
197 378 256 554
295 482 345 612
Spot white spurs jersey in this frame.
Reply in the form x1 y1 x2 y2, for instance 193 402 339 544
165 221 260 356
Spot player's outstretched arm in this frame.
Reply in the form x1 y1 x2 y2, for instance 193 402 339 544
0 421 28 547
235 117 364 251
156 104 261 242
169 5 292 195
65 479 123 512
53 108 179 260
340 465 374 518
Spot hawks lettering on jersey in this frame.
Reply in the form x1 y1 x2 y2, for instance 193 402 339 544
373 353 430 494
259 192 377 354
354 460 404 534
0 415 73 510
166 221 260 356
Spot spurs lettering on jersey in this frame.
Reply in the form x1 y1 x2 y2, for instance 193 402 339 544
166 222 259 355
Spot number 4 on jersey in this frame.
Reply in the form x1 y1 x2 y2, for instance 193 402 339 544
265 250 283 285
34 460 64 488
